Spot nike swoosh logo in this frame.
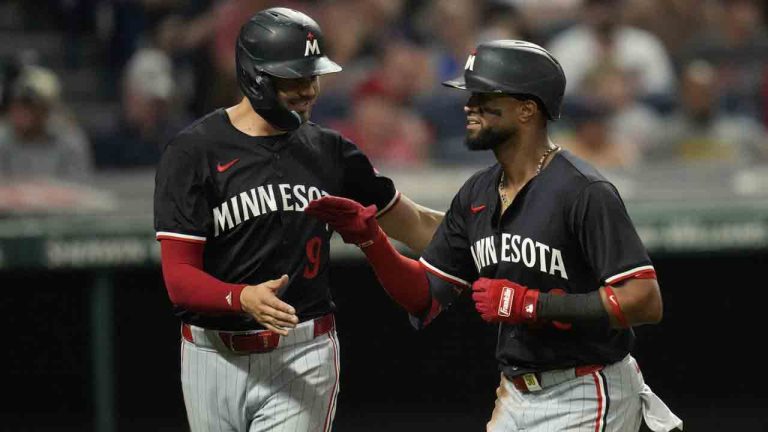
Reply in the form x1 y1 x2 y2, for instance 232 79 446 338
470 205 486 214
609 295 618 305
217 158 239 173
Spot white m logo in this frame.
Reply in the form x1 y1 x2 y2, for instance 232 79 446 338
305 39 320 56
464 54 476 71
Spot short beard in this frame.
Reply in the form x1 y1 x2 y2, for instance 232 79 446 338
464 125 515 151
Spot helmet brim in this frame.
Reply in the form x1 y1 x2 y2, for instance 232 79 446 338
261 56 342 79
442 75 467 90
442 74 504 94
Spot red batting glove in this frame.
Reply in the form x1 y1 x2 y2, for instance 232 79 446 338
471 278 540 324
305 196 381 247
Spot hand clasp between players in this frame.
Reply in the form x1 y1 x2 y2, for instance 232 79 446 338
240 274 299 335
305 196 380 246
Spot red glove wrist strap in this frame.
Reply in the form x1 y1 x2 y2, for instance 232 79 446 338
521 289 540 322
359 226 386 249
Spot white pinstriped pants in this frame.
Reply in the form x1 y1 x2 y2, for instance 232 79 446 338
487 355 682 432
180 322 341 432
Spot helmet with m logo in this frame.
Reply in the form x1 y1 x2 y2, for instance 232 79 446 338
236 8 341 130
443 40 566 120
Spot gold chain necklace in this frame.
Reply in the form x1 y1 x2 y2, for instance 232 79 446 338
498 145 561 206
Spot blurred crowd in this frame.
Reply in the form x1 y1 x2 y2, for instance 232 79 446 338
1 0 768 183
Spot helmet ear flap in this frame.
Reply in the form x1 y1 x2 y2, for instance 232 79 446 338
238 62 302 131
236 43 275 109
246 71 278 108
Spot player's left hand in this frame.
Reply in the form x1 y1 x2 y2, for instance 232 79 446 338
471 277 540 324
240 275 299 335
305 196 380 246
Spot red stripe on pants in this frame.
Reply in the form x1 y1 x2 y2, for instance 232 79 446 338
592 372 605 432
323 332 340 432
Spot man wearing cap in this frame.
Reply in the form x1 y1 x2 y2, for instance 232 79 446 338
93 49 189 168
153 7 443 432
306 40 683 431
0 65 91 181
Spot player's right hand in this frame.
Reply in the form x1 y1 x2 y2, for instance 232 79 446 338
305 196 380 247
471 277 540 324
240 275 299 335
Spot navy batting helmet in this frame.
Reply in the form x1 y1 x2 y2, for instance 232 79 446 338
443 40 566 120
236 8 342 130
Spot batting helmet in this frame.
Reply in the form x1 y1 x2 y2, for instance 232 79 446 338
236 7 342 130
443 40 566 120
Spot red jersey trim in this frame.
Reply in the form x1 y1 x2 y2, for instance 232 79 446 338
376 191 402 218
604 265 656 285
419 257 470 287
156 231 207 244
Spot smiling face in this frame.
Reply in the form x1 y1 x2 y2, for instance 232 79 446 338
273 75 320 122
463 92 527 151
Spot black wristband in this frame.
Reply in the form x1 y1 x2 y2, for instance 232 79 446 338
537 290 608 324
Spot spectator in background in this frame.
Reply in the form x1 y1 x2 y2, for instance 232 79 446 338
93 48 189 169
651 60 768 164
499 0 583 39
315 0 410 97
416 0 480 83
331 39 433 167
581 63 663 154
623 0 716 58
682 0 768 123
558 98 640 169
0 65 92 181
314 1 370 78
333 89 431 168
547 0 675 103
476 2 534 44
105 0 194 75
354 40 434 105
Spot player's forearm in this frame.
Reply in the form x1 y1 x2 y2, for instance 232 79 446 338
536 290 609 326
599 279 663 327
537 279 662 329
161 239 246 313
378 195 444 254
411 205 445 253
360 228 432 315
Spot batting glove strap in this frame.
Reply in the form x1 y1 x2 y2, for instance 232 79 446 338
520 289 540 322
358 226 386 249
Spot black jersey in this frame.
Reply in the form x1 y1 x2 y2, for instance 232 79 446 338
154 109 398 330
419 151 654 377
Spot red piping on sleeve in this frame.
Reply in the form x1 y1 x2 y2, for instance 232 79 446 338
376 191 402 218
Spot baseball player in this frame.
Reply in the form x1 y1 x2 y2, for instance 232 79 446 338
306 40 683 431
153 8 442 432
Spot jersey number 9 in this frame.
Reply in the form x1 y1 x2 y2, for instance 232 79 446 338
303 236 322 279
